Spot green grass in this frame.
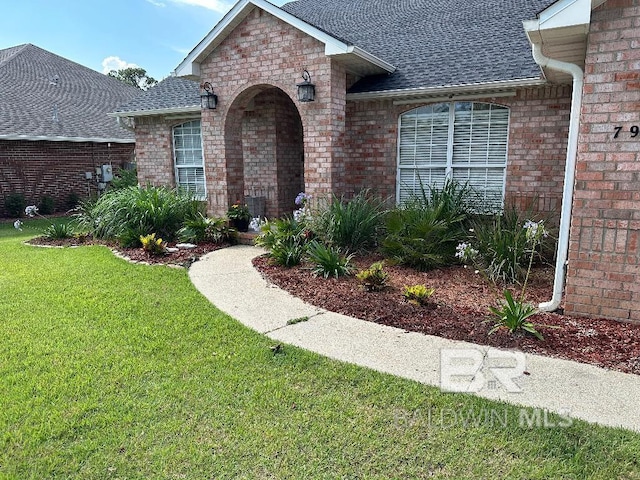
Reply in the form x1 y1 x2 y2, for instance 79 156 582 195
1 220 640 479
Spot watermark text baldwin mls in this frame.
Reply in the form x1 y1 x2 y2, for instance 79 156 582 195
394 407 573 430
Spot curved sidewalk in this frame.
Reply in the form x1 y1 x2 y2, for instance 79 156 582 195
189 245 640 433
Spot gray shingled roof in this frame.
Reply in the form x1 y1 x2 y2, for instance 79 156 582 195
112 76 200 115
281 0 557 93
0 44 139 142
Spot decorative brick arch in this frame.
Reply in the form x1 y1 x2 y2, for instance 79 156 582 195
218 83 305 217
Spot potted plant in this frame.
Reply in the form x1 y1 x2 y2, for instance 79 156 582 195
227 202 251 232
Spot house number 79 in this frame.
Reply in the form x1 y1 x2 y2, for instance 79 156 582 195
613 126 639 138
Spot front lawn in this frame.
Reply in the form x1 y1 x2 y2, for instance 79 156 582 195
1 220 639 479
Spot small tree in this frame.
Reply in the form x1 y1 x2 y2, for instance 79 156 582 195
108 67 158 90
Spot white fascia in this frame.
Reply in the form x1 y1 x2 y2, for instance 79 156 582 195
346 78 547 101
107 106 201 118
173 0 395 79
0 134 134 144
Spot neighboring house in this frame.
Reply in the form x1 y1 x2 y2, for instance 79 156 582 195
112 0 640 323
0 44 139 215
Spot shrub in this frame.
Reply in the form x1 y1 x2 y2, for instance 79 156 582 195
66 192 81 211
403 284 435 306
140 233 166 256
306 241 354 279
256 216 310 267
356 261 389 291
42 222 74 240
381 181 474 271
4 193 26 217
75 186 202 247
382 202 464 271
178 213 235 244
38 196 55 215
110 167 138 190
310 189 386 253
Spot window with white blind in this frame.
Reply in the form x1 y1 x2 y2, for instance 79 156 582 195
397 102 509 209
173 120 206 199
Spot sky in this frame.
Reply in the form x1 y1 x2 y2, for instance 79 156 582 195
0 0 288 82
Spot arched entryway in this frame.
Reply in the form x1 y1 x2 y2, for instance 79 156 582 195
224 85 304 218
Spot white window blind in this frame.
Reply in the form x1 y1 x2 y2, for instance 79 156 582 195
397 102 509 209
173 120 206 199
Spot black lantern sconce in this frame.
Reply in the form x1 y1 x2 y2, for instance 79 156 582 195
296 70 315 103
200 82 218 110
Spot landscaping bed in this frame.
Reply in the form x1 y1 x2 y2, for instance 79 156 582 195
253 254 640 375
28 235 227 267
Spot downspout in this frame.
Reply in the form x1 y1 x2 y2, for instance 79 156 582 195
116 116 135 131
530 42 584 312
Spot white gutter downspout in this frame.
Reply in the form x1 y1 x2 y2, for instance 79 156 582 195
530 43 584 312
116 116 135 132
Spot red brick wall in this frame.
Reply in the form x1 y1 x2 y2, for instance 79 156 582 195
343 86 572 214
196 7 347 215
134 116 183 187
0 139 134 216
564 0 640 322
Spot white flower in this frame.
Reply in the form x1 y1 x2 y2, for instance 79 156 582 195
25 205 38 217
13 220 22 231
524 219 549 243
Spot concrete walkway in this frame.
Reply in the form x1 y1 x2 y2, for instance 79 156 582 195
189 245 640 433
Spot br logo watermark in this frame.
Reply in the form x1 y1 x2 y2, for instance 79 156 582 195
440 348 526 393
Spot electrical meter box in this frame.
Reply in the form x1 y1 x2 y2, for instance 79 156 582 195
101 164 114 182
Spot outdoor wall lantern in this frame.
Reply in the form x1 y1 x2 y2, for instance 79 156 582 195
200 82 218 109
296 70 315 102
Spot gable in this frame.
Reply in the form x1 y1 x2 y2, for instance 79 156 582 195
174 0 395 80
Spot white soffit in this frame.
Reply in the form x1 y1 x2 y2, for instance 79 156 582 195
173 0 395 79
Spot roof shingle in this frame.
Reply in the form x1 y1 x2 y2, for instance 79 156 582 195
0 44 139 142
112 76 200 115
281 0 558 93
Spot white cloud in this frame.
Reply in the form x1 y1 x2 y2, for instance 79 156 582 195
101 56 139 74
145 0 167 6
168 0 232 13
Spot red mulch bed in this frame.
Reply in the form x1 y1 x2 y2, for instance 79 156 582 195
27 236 228 268
253 254 640 375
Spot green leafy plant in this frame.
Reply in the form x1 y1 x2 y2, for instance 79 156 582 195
469 205 554 284
140 233 166 256
356 261 389 292
488 289 542 339
41 222 74 240
4 193 26 217
178 213 235 244
110 167 138 190
306 241 354 278
310 189 387 253
75 185 202 247
66 191 81 211
486 219 550 340
255 216 311 267
381 181 473 271
402 284 435 306
227 202 251 221
38 196 55 215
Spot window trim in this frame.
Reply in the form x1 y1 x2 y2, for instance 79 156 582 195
172 119 207 200
395 102 510 208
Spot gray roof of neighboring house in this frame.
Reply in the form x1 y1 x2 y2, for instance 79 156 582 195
112 76 200 115
0 44 139 142
281 0 558 94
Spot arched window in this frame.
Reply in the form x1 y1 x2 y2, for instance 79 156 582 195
397 102 509 209
173 119 206 199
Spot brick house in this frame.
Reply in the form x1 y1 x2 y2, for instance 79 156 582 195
112 0 639 323
0 44 139 215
